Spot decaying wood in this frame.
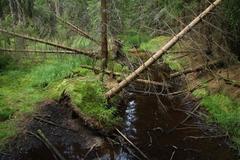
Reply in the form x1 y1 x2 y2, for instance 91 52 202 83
100 0 109 78
83 144 97 159
105 0 222 99
126 89 185 96
0 48 74 54
56 16 100 45
184 134 228 140
27 130 66 160
0 28 98 58
170 59 223 78
37 130 66 160
79 65 170 87
167 103 201 134
80 65 122 77
135 79 171 88
217 75 240 88
115 128 149 160
34 116 77 132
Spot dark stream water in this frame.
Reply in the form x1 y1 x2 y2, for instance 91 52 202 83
12 92 238 160
113 94 237 160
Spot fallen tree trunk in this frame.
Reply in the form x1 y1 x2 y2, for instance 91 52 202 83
79 65 169 87
105 0 222 99
0 28 99 59
56 16 100 45
0 48 75 54
170 59 223 78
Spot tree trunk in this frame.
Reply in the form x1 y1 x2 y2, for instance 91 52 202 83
101 0 108 79
0 28 98 58
8 0 17 24
105 0 222 99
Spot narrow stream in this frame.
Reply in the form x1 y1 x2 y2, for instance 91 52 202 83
113 93 237 160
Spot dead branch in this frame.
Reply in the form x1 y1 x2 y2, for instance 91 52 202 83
27 130 66 160
167 103 201 134
170 59 223 79
115 128 150 160
33 116 77 132
0 28 99 59
105 0 223 99
56 16 100 45
184 134 228 140
0 48 75 54
37 130 66 160
79 65 170 87
126 89 185 96
83 144 97 160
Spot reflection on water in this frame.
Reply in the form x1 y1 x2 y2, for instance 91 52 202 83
124 100 137 139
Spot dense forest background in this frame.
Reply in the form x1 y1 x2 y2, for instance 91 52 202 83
0 0 240 58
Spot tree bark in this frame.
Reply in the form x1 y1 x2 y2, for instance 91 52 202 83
101 0 109 79
105 0 222 99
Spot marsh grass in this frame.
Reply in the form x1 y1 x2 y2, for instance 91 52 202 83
201 93 240 149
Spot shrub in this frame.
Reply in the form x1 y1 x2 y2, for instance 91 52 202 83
0 54 13 71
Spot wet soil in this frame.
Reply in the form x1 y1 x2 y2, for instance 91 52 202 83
0 100 107 160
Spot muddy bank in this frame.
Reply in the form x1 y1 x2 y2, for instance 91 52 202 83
0 100 109 160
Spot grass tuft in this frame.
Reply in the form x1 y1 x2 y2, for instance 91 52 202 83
201 94 240 149
192 88 208 98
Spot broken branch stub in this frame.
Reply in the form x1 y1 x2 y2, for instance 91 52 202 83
105 0 222 99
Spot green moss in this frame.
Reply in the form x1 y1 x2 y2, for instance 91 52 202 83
55 78 120 127
140 36 171 52
162 54 184 71
201 94 240 149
